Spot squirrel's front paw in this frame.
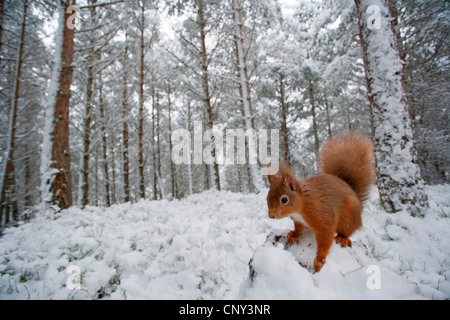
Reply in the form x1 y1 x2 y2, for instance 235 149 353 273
286 230 301 245
314 257 326 272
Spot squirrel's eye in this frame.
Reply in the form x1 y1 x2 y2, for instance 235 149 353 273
281 196 288 205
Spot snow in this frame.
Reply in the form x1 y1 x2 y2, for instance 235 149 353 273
0 185 449 300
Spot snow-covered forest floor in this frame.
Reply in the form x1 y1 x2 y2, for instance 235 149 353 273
0 185 449 300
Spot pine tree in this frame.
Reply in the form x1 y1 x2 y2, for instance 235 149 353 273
232 0 264 193
121 30 130 203
389 0 449 184
77 0 97 208
355 0 428 215
198 0 221 191
137 0 146 200
0 0 29 224
40 0 76 213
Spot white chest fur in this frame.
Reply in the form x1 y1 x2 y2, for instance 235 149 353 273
289 212 309 228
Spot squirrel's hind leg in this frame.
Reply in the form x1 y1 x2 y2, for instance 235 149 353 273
335 195 362 248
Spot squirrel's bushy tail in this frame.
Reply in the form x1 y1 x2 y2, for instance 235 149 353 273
319 132 375 203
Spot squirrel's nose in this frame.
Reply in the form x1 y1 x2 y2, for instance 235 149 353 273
268 211 275 219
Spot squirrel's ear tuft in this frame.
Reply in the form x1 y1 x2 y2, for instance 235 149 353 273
280 161 292 177
267 163 279 185
280 162 297 192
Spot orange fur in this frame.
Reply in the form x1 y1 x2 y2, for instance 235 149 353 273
267 132 375 272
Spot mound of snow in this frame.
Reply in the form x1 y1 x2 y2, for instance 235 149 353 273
0 186 449 299
241 229 422 299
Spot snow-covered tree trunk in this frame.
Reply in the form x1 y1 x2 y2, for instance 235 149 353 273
122 30 130 203
40 0 75 213
151 82 158 200
110 132 117 205
167 83 176 199
232 0 264 193
278 76 289 162
309 81 319 168
355 0 428 215
0 0 4 65
98 80 110 207
138 1 146 200
186 100 193 197
78 0 97 208
78 64 94 208
156 93 163 199
198 0 221 191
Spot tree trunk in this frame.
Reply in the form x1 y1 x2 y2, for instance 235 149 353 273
156 92 163 199
151 84 158 200
122 31 130 203
79 0 97 208
52 0 76 210
167 82 176 199
324 91 332 138
0 0 5 66
94 147 99 206
198 0 220 191
309 81 319 168
355 0 428 215
186 100 193 197
41 0 76 212
138 1 146 200
279 76 289 162
232 0 263 193
110 132 117 204
0 0 28 225
99 80 110 206
79 64 93 208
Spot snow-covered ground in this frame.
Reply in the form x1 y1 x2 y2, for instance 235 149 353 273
0 185 449 299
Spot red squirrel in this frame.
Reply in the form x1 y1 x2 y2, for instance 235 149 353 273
267 132 375 272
